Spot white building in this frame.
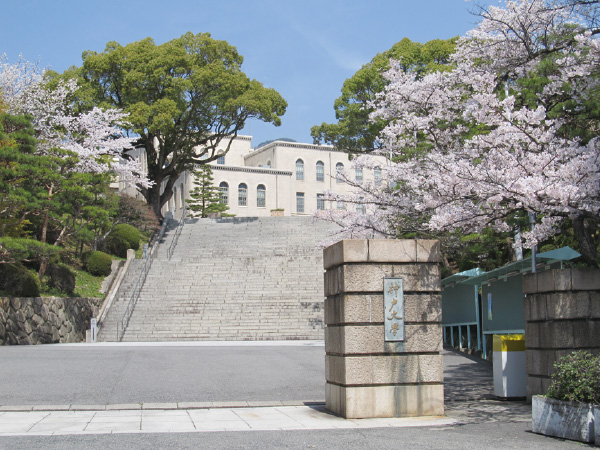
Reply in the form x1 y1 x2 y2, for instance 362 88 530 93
120 135 386 218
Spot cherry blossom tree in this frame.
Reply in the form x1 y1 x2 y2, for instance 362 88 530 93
0 54 150 188
317 0 600 266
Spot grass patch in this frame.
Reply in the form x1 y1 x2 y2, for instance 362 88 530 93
72 268 105 298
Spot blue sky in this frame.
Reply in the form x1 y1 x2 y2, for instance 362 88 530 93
2 0 490 148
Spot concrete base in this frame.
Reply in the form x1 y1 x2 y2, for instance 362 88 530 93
595 406 600 447
326 383 444 419
532 396 595 444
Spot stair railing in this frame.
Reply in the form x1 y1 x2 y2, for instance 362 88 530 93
117 212 172 342
167 205 186 260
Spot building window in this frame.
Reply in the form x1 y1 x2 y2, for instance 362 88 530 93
219 182 229 204
257 184 266 207
317 193 325 210
296 159 304 180
357 197 366 215
355 168 363 182
173 187 178 209
336 163 344 183
374 167 382 186
217 155 225 165
296 192 305 213
337 200 345 210
238 183 247 206
316 161 324 182
180 183 185 210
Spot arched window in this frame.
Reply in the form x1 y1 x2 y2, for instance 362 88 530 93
173 187 178 209
355 168 363 182
336 163 344 183
219 182 229 204
238 183 247 206
217 155 225 165
316 161 324 182
296 159 304 180
266 160 272 168
257 184 266 207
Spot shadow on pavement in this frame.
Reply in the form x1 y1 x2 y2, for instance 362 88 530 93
443 347 531 424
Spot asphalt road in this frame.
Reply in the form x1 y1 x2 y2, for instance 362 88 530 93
0 342 325 405
0 420 583 450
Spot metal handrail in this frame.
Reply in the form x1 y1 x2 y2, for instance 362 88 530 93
116 212 172 342
167 206 186 260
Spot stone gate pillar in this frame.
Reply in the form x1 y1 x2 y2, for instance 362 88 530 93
523 269 600 401
323 239 444 419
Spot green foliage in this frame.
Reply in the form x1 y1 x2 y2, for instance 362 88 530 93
46 263 76 295
546 351 600 405
453 229 515 273
0 263 40 297
101 223 141 257
101 235 129 258
186 165 231 218
0 237 62 265
83 250 112 277
0 112 39 237
311 37 457 155
69 31 287 217
110 224 140 251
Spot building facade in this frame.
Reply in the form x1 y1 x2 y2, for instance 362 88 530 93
158 135 386 218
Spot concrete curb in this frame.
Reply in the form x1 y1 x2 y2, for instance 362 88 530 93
0 401 325 412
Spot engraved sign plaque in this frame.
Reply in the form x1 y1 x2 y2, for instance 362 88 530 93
384 277 404 341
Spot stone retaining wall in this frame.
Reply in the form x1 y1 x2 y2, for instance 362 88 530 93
523 268 600 400
0 297 103 345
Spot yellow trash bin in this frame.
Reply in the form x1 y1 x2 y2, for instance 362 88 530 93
493 334 526 398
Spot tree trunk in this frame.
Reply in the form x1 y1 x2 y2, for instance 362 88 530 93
573 216 599 268
146 183 166 222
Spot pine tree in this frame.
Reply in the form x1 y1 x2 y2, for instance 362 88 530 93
185 165 231 218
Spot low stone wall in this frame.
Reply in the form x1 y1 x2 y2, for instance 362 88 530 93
523 268 600 400
0 297 103 345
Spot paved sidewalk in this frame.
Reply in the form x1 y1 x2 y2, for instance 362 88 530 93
0 404 457 436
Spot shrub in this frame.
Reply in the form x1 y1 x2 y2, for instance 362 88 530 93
546 351 600 404
46 263 76 295
103 224 140 257
83 251 113 277
0 263 40 297
102 235 130 258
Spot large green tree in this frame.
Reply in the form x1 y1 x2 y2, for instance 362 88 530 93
311 37 456 155
71 32 287 219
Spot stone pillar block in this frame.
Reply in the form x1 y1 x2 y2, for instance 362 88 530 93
323 239 443 418
523 269 600 401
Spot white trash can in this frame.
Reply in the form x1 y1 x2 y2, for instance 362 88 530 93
493 334 526 398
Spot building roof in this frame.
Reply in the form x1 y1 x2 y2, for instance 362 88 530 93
458 246 581 286
441 268 485 287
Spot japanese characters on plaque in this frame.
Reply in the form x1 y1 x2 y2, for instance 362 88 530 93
384 278 404 342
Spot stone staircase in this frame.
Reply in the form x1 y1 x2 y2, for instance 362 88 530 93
98 216 337 342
